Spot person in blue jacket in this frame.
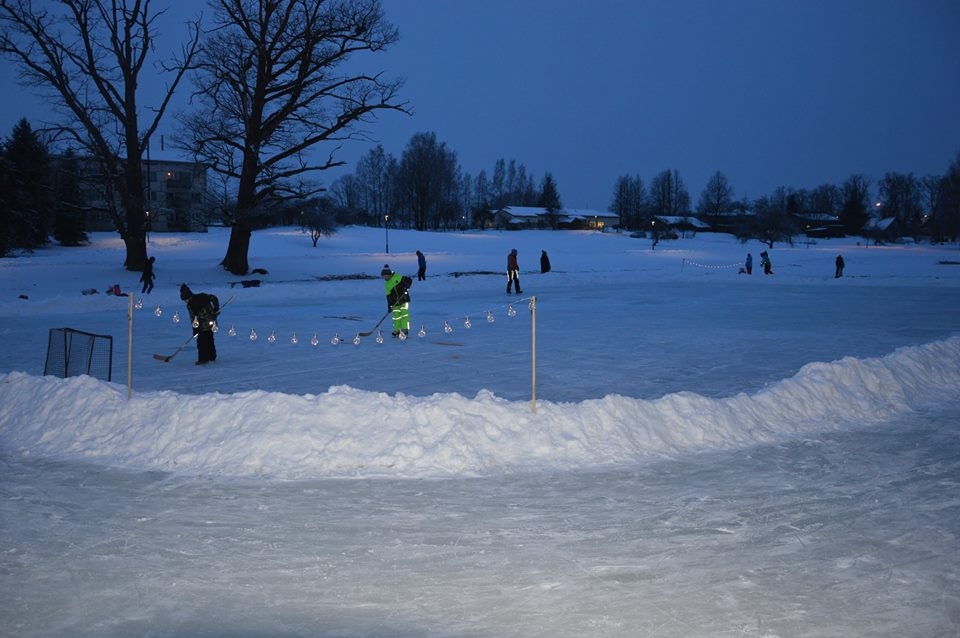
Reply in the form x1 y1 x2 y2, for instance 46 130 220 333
416 250 427 281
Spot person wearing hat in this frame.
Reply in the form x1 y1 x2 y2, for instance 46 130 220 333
381 264 412 337
180 283 220 364
506 248 522 294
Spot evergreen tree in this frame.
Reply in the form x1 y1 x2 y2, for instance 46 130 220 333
2 119 52 251
52 149 88 246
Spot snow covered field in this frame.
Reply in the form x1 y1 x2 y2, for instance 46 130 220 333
1 226 959 637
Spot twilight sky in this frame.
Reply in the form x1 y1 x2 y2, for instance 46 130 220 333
2 0 958 210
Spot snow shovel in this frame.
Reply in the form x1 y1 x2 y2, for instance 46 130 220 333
358 311 390 337
153 334 197 362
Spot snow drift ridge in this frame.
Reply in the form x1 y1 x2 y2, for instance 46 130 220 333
1 337 958 479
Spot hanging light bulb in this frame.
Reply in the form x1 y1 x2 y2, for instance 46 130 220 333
192 317 199 329
398 330 407 341
444 321 453 334
353 333 361 345
310 333 319 346
228 325 237 337
154 305 162 317
135 298 143 310
172 311 181 324
291 332 298 345
486 310 495 323
375 330 384 344
249 329 258 341
507 304 517 317
464 316 472 329
211 321 219 333
267 330 277 344
330 333 341 345
418 325 426 338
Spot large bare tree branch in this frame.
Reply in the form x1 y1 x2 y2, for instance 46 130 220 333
179 0 408 275
0 0 201 269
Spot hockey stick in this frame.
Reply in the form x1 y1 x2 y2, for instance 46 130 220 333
153 333 196 362
358 311 390 337
152 294 236 362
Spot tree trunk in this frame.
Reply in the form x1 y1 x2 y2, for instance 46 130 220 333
122 231 148 272
222 220 252 275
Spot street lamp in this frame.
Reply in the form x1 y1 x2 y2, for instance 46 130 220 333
384 214 390 254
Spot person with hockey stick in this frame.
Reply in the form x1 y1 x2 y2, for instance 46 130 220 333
381 265 412 337
180 283 219 364
507 248 522 294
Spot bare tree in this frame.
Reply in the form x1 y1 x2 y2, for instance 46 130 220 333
696 170 733 220
394 131 459 231
648 169 690 218
354 144 395 227
935 151 960 244
180 0 407 275
0 0 200 270
609 174 645 230
840 174 871 236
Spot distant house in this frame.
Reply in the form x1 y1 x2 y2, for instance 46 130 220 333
492 206 618 230
700 210 755 234
796 212 845 238
654 215 711 236
862 217 902 244
561 208 620 231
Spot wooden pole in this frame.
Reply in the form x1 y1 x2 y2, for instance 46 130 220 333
127 294 134 399
530 296 537 413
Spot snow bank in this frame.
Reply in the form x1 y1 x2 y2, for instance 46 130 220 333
2 337 958 479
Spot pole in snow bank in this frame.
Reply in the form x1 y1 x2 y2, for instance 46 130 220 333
530 295 537 413
127 294 134 399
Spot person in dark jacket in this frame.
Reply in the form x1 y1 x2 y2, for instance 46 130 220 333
381 265 412 337
760 251 773 275
835 254 845 278
140 256 156 294
180 283 219 364
744 253 753 275
416 250 427 281
507 249 522 294
540 250 551 273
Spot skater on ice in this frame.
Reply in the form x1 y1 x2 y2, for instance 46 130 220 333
140 256 156 294
416 250 427 281
381 265 412 337
180 283 219 364
835 254 845 278
507 249 522 294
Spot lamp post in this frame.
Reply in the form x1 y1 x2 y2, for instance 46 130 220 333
384 214 390 254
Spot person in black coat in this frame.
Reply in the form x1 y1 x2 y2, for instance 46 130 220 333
180 283 219 364
140 256 156 294
540 250 551 273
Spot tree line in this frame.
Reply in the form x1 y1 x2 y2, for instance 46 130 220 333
324 138 960 245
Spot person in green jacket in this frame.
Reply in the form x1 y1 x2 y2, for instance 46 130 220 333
381 264 412 337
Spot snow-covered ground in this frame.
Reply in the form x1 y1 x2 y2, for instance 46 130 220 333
1 226 959 637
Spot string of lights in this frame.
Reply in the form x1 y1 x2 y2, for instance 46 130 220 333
138 296 533 348
680 258 744 271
